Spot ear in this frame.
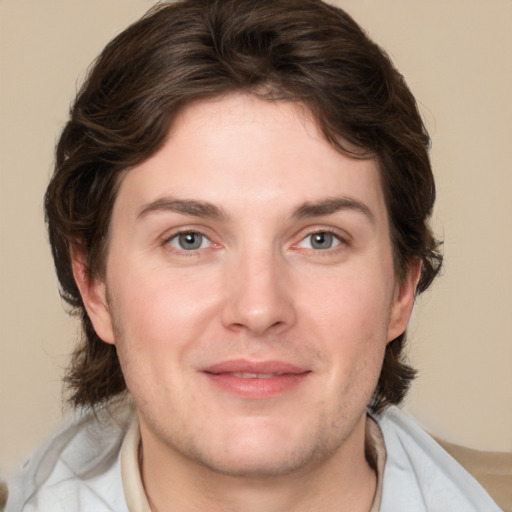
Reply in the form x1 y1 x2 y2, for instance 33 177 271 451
387 258 422 342
71 247 115 345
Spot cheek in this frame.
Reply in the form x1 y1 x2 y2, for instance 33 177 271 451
107 273 211 405
298 265 393 392
107 263 222 354
300 267 393 336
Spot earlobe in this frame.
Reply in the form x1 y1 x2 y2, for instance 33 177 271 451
387 259 422 342
71 248 115 345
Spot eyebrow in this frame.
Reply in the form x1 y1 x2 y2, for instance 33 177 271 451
137 195 375 224
137 198 229 221
292 197 375 224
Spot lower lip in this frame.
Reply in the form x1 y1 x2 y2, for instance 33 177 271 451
203 372 310 399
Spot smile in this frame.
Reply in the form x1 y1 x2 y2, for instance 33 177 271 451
202 360 311 398
228 373 282 379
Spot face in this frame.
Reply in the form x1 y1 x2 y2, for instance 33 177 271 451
77 94 417 478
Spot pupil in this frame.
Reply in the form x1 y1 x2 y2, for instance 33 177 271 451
179 232 202 250
312 232 332 249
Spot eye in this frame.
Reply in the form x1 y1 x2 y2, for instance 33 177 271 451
298 231 342 250
168 231 210 251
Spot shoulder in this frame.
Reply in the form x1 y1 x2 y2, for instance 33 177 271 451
6 401 135 512
371 406 504 512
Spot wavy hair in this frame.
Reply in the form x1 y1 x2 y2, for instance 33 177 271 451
45 0 442 412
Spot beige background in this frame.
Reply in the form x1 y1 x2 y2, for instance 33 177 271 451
1 0 511 478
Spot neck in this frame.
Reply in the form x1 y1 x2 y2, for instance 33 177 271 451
140 415 377 512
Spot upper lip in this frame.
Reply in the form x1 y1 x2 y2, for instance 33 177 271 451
202 359 310 376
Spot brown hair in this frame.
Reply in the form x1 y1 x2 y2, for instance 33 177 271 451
45 0 442 412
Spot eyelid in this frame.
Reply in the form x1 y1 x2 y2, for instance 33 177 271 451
161 226 220 254
168 231 211 250
289 226 353 257
292 225 351 245
298 231 341 249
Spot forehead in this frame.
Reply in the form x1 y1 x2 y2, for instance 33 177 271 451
113 93 387 224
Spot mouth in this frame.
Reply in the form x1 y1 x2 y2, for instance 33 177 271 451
201 360 311 398
227 373 285 379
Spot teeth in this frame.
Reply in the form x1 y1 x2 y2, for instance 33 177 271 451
230 372 278 379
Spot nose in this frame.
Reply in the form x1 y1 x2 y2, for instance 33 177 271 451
221 249 297 336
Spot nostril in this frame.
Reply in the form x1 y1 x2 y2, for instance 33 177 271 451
220 266 297 334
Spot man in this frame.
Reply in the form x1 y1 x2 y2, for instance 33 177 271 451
6 0 502 510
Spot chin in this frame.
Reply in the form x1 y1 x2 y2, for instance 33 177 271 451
198 446 316 478
190 419 338 478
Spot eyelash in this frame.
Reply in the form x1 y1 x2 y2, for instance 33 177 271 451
162 227 349 257
293 228 349 254
162 229 215 255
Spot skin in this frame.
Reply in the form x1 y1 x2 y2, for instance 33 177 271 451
74 93 420 512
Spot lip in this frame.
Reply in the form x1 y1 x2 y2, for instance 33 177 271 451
201 359 311 399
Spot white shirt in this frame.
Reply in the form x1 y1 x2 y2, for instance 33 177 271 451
6 404 503 511
373 407 503 511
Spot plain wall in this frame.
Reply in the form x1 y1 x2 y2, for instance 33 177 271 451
1 0 511 478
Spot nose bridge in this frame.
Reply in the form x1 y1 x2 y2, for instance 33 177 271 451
221 238 295 335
